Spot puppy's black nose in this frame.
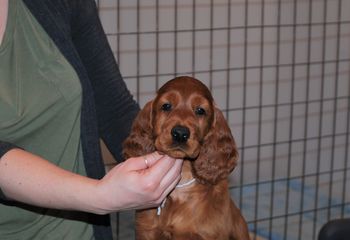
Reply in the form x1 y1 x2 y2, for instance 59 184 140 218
171 125 190 143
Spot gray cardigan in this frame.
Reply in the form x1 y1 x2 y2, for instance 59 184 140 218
0 0 139 238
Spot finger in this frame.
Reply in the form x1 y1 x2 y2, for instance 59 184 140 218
138 173 182 210
124 152 163 171
158 159 183 190
144 155 177 184
147 159 182 208
131 160 182 210
156 173 182 204
143 152 165 167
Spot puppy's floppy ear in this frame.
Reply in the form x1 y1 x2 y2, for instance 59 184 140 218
191 107 238 185
123 101 155 159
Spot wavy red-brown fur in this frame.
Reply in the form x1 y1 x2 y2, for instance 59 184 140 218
123 76 250 240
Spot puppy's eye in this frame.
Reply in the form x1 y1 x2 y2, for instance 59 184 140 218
195 107 206 116
161 103 172 112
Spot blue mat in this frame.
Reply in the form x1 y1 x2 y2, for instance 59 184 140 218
232 178 350 240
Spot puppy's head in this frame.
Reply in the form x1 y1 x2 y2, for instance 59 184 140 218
123 76 238 184
151 76 215 159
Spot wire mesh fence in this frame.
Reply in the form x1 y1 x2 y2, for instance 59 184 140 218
97 0 350 239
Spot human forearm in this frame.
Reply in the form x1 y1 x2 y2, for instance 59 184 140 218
0 149 183 215
0 148 102 213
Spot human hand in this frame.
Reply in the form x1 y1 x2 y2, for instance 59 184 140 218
93 152 183 214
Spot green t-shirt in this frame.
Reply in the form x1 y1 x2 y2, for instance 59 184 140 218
0 0 94 239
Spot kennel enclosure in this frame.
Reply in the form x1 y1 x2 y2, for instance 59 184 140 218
97 0 350 239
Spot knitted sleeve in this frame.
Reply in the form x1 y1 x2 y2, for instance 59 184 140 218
70 0 140 162
0 141 17 159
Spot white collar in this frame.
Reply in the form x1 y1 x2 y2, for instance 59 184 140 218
175 178 196 188
157 178 196 216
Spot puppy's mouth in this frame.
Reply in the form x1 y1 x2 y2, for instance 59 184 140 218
154 124 202 159
155 140 200 159
167 145 199 159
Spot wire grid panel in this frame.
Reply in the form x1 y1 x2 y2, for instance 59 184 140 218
98 0 350 239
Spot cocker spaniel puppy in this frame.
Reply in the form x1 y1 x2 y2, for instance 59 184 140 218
123 76 250 240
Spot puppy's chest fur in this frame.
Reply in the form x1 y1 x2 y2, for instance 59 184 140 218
138 163 235 239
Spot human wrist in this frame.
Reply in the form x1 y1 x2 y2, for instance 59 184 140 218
68 176 111 215
78 177 121 215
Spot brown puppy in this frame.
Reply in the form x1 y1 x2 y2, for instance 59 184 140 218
123 76 250 240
